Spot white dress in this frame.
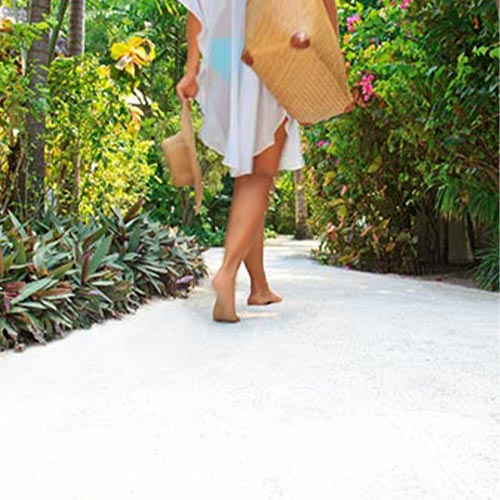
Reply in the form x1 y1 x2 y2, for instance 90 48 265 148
178 0 305 178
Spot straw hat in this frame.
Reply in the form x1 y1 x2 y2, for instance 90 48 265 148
242 0 354 125
162 98 203 215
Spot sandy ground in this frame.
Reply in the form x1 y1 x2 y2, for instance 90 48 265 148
0 237 498 500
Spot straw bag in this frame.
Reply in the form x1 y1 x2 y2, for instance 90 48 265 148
161 99 203 215
242 0 353 125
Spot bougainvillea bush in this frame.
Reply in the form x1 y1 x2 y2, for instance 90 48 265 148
305 0 498 287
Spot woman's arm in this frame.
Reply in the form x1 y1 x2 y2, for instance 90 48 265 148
177 12 202 99
323 0 340 38
185 12 201 78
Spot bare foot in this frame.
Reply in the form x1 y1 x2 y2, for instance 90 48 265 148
247 289 283 306
212 270 240 323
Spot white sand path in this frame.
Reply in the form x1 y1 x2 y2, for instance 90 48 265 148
0 237 498 500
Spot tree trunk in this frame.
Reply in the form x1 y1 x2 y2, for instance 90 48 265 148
68 0 86 56
48 0 70 62
68 0 86 209
24 0 51 217
294 169 312 240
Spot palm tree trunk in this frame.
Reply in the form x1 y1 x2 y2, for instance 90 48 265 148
294 169 311 240
68 0 86 56
24 0 51 217
68 0 86 210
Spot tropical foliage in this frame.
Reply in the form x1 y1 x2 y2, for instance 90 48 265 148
305 0 498 288
0 201 207 350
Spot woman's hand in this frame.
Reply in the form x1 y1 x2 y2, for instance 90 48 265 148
176 72 199 100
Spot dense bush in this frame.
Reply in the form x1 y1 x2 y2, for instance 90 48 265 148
0 19 48 213
0 200 207 350
45 55 155 218
1 21 155 219
2 13 230 245
268 171 297 236
305 0 498 288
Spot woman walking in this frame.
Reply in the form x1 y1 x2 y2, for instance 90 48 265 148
176 1 331 323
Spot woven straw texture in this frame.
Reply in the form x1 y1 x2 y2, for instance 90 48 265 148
244 0 352 124
162 99 203 214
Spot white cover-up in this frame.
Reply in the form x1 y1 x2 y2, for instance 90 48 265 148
177 0 305 178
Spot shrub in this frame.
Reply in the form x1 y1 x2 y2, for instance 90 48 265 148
306 0 498 282
2 10 233 246
45 55 155 218
0 200 208 350
0 19 49 212
1 20 156 219
268 171 297 236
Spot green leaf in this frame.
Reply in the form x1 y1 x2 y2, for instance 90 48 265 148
1 253 14 275
12 234 27 265
128 225 142 252
88 235 113 276
21 301 49 310
489 47 500 59
8 211 28 239
48 261 74 279
83 227 107 251
11 278 57 305
124 198 144 223
0 318 17 342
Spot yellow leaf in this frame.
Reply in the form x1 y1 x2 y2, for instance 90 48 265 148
337 204 348 219
129 36 145 48
133 47 150 65
330 198 345 208
110 42 128 60
125 64 136 78
368 156 383 174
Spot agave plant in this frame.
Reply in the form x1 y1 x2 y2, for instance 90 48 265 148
0 200 208 350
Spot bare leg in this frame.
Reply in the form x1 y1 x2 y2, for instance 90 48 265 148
244 219 283 306
212 120 288 322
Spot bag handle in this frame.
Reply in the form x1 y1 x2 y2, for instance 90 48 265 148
179 97 203 216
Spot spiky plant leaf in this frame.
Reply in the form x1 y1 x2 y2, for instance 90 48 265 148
11 278 58 305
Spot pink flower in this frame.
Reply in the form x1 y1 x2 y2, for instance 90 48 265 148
398 0 412 9
347 14 361 33
358 73 377 102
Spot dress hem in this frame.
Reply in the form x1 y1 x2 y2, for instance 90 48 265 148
198 116 305 179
